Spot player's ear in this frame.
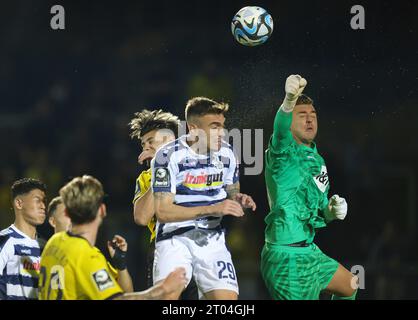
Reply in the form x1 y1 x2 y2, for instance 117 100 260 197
99 203 107 219
14 197 24 210
161 133 169 144
187 122 196 132
162 131 176 144
187 122 200 140
48 216 56 229
166 133 175 143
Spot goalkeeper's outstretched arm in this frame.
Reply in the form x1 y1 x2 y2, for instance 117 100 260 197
271 75 307 149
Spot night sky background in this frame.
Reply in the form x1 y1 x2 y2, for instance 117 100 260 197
1 0 417 299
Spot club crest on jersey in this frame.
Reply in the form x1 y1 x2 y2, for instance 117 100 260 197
92 269 115 291
212 158 224 170
313 165 329 193
154 168 170 188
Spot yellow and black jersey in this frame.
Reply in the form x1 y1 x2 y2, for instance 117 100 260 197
39 231 123 300
133 168 156 242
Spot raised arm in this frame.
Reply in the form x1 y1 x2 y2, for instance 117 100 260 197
271 75 307 150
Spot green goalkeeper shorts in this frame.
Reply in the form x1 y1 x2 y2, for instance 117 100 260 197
260 242 339 300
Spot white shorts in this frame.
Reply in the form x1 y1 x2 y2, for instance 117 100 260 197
153 228 239 297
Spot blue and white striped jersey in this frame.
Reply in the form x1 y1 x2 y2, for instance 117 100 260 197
0 225 42 300
151 135 239 241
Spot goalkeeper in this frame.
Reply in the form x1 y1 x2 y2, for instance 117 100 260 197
261 75 358 300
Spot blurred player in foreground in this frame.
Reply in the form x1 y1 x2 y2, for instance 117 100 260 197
129 109 198 299
46 195 133 294
152 97 256 299
39 175 186 300
261 75 358 300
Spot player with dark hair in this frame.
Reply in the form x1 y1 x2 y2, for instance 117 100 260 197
129 109 181 233
39 175 186 300
151 97 256 300
261 75 358 300
0 178 47 300
129 109 198 299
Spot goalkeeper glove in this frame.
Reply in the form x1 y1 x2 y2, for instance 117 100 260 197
281 74 307 112
324 194 348 222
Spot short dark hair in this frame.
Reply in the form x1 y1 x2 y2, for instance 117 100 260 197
129 109 180 140
296 94 314 106
47 196 62 218
185 97 229 123
11 178 46 200
60 175 104 225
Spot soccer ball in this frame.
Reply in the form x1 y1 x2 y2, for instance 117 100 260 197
231 6 273 46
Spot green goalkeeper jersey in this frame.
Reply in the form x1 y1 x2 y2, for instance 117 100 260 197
264 108 329 245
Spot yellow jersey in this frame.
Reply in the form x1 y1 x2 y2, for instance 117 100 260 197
39 232 123 300
133 168 156 242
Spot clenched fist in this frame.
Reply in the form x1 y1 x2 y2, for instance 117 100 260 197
282 74 307 112
324 194 348 222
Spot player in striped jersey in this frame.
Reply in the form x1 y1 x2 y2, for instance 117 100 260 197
0 178 47 300
129 109 198 299
151 97 257 300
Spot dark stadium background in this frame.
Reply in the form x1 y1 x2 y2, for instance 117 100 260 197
0 0 417 299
